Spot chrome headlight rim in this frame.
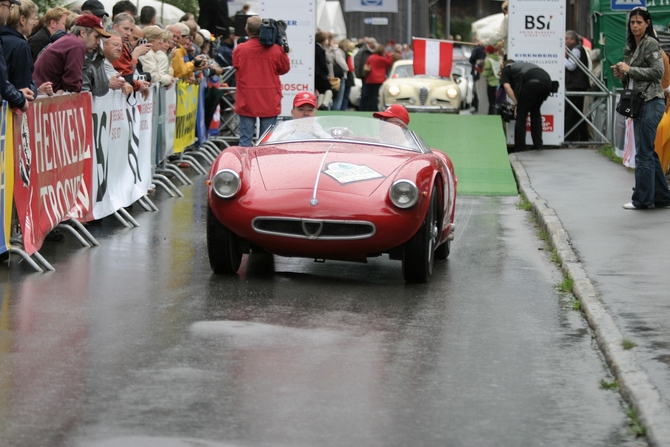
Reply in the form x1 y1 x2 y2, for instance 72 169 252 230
212 169 241 199
446 87 459 99
389 179 419 209
388 85 401 96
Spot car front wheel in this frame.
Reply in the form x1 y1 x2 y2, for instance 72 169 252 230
402 186 440 283
207 206 243 274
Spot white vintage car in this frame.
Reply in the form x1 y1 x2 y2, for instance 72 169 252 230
379 60 462 113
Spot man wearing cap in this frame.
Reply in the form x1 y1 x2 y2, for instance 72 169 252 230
373 104 410 128
0 0 33 111
81 0 109 19
234 15 290 147
34 14 111 94
268 92 330 141
28 6 70 61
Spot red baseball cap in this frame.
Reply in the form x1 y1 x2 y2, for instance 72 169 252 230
75 15 112 38
293 92 317 108
373 105 410 126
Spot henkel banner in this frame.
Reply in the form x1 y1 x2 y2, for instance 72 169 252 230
174 81 198 153
12 94 94 255
507 0 565 145
259 1 315 117
91 90 153 219
1 102 13 255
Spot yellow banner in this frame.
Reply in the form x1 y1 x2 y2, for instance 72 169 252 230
174 81 198 153
0 103 13 253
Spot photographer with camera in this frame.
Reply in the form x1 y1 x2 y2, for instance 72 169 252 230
168 22 208 81
500 60 552 151
110 13 151 99
233 15 290 147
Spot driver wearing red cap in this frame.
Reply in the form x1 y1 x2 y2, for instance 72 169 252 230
373 104 410 129
291 92 318 119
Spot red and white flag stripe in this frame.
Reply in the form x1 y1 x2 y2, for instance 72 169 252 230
412 38 453 78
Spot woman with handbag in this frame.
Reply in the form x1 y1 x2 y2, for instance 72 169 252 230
612 7 670 210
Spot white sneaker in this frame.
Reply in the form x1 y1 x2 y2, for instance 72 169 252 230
622 202 638 210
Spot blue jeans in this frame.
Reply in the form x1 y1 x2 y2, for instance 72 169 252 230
632 98 670 208
331 77 346 110
238 116 277 147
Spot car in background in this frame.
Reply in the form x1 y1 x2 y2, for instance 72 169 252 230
206 115 457 283
378 60 462 113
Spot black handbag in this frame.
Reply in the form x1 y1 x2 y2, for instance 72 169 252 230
616 84 650 118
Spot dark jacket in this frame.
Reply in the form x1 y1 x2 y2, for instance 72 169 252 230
565 44 590 91
315 42 331 93
33 33 86 93
28 26 50 62
354 44 373 79
0 26 38 97
0 30 27 108
215 39 235 86
500 62 550 100
469 45 486 81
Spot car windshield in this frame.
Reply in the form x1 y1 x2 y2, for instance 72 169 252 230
391 63 451 81
259 116 422 152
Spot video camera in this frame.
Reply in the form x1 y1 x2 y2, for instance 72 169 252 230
259 18 289 53
497 103 515 122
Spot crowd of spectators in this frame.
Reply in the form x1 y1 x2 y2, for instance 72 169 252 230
0 0 234 116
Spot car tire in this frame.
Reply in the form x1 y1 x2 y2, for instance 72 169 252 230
207 206 243 274
435 239 450 260
402 186 439 283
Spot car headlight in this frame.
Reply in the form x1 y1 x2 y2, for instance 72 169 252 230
212 169 241 198
447 88 459 99
388 85 401 96
389 179 419 209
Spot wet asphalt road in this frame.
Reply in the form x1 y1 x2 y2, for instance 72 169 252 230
0 180 645 447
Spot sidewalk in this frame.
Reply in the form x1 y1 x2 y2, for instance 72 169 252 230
511 149 670 447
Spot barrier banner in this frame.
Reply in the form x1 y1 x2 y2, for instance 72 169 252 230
12 94 94 255
91 90 153 219
149 84 159 174
174 81 198 153
1 102 13 255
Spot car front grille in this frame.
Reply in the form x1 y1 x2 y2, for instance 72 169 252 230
419 87 429 105
252 217 376 240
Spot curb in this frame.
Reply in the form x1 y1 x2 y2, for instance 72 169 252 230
510 154 670 447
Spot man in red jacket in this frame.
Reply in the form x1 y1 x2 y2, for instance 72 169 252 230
233 15 290 146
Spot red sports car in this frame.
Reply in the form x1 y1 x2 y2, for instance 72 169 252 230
206 115 457 283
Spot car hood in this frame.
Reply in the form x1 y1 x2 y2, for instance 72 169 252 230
253 142 417 196
385 76 457 89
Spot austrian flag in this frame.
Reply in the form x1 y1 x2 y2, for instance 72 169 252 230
412 38 453 78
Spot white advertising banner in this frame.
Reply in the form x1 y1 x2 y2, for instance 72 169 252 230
259 0 316 117
507 0 565 145
344 0 398 13
91 90 154 219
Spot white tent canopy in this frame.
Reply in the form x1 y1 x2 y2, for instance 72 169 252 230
67 0 186 26
317 0 347 41
472 13 504 43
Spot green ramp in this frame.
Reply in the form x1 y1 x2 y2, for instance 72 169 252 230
320 111 517 196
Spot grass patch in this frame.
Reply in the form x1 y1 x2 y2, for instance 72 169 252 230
537 228 548 242
551 249 561 266
557 275 574 293
598 145 623 164
626 406 646 437
622 339 637 350
600 379 619 391
516 195 532 211
570 299 581 311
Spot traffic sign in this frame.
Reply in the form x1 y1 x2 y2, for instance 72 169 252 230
611 0 646 11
